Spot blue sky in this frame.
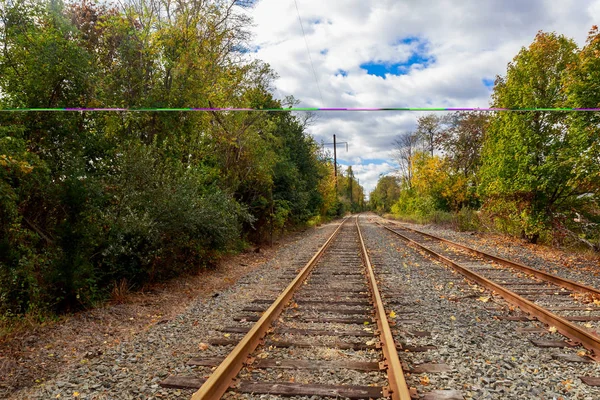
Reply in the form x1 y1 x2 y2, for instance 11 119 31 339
244 0 600 196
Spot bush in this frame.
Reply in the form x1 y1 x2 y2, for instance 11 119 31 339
453 207 480 232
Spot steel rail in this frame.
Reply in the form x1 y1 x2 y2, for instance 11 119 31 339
379 220 600 297
356 217 412 400
191 217 349 400
380 223 600 360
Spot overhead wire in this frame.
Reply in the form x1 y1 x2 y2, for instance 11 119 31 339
293 0 325 106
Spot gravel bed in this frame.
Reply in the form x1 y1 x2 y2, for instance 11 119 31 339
15 221 341 400
237 367 387 386
276 321 373 332
271 332 374 346
260 346 381 362
360 215 600 400
389 218 600 291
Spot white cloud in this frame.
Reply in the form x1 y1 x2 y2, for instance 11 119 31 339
242 0 596 197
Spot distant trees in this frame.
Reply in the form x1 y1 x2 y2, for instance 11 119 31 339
375 28 599 249
369 176 400 214
379 112 485 219
337 165 365 213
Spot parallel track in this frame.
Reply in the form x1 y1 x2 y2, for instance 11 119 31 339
377 218 600 360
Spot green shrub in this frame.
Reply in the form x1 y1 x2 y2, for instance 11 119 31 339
453 207 480 232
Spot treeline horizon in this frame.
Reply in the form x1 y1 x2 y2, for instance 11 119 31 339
0 0 364 318
370 28 600 250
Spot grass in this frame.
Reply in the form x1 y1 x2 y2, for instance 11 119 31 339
388 208 481 232
0 310 62 341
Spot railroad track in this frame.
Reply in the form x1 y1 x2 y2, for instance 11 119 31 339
160 216 412 399
376 217 600 362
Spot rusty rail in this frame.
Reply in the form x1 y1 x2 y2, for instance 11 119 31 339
191 217 349 400
356 216 412 400
380 220 600 297
380 223 600 360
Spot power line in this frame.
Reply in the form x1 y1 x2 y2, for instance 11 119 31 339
2 107 598 112
293 0 325 106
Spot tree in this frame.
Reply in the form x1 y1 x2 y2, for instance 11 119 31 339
337 166 364 213
369 175 401 214
415 114 446 156
394 132 418 188
0 0 339 316
563 26 600 249
479 31 579 243
441 112 487 179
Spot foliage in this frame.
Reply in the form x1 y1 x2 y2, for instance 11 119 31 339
386 29 599 249
0 0 338 317
337 166 365 214
388 151 474 219
479 31 581 243
369 176 401 214
415 115 447 156
563 26 600 249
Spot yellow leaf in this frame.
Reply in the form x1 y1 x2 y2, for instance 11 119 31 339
223 333 231 338
577 350 587 357
548 326 557 333
419 375 430 385
366 339 377 346
389 311 397 319
363 321 370 325
584 322 593 328
73 393 80 398
477 296 490 303
450 316 456 321
199 342 209 350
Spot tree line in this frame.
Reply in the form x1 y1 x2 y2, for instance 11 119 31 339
370 29 600 250
0 0 363 318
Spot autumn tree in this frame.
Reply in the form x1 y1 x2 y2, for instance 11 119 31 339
563 26 600 249
479 31 579 243
441 112 487 179
0 0 338 316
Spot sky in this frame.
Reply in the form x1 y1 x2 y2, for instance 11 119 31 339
241 0 600 197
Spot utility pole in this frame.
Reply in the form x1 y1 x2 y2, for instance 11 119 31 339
357 178 360 210
333 134 337 188
322 135 348 193
349 171 353 204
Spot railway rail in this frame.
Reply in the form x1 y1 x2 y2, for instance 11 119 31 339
376 217 600 361
160 216 412 399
